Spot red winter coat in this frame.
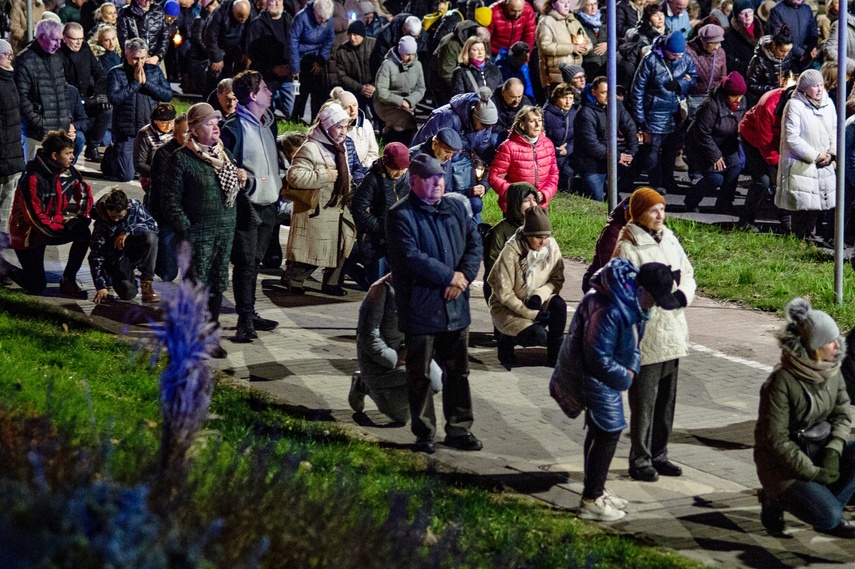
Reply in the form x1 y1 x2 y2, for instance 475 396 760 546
739 87 784 166
489 129 559 212
488 0 537 56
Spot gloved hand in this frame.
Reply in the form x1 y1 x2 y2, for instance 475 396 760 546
526 295 543 311
534 307 550 326
96 94 111 111
664 79 681 93
813 466 840 486
821 447 841 481
673 290 688 308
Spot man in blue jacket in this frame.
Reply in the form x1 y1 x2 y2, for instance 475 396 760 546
767 0 817 73
386 154 483 454
630 31 697 195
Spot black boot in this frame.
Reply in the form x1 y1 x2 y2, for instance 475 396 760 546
547 334 564 367
497 334 516 371
758 489 785 535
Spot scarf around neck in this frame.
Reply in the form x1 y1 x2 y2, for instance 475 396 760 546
317 127 350 209
577 9 602 32
780 347 843 383
186 138 240 208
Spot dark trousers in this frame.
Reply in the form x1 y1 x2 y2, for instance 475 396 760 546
511 295 567 346
86 108 111 148
155 225 178 282
643 131 680 191
685 162 742 211
777 441 855 531
406 328 473 440
232 200 278 319
628 358 679 470
780 210 820 240
282 258 346 287
112 136 135 183
740 138 776 224
292 55 327 122
583 419 622 500
14 220 91 294
103 231 158 300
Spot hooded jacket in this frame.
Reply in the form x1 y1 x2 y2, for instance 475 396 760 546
411 91 494 159
613 222 695 365
754 329 850 501
483 182 537 276
685 85 747 172
489 128 559 212
487 228 564 337
88 197 158 290
630 34 699 134
554 257 647 432
117 1 168 60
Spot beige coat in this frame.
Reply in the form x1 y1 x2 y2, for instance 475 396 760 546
536 10 591 88
612 222 695 365
487 230 565 337
285 127 355 268
10 0 46 53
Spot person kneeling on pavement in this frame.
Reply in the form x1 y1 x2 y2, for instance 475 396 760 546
755 297 855 538
350 273 442 423
89 187 160 304
487 205 566 370
551 259 681 522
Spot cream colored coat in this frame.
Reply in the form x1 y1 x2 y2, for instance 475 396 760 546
487 230 565 337
536 9 591 88
348 114 380 168
612 222 695 366
775 90 837 212
285 127 356 268
10 0 46 53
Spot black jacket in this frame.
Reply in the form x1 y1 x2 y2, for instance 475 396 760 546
491 87 533 141
59 42 106 101
615 0 641 40
685 86 747 172
722 15 763 78
205 3 248 63
543 102 575 155
117 1 169 59
14 41 71 140
351 160 409 244
246 9 293 81
0 67 24 178
336 36 376 92
107 61 173 139
451 61 503 96
617 20 664 88
573 86 638 174
89 197 158 290
746 37 787 106
148 137 182 222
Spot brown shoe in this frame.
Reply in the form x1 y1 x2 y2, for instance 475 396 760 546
140 280 160 303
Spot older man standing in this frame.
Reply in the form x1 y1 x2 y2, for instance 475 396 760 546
386 154 483 454
246 0 295 119
488 0 536 57
14 18 70 161
662 0 690 38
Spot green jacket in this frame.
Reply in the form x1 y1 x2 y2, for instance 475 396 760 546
754 334 851 500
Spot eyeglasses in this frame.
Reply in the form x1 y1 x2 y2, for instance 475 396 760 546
64 34 84 41
0 52 13 58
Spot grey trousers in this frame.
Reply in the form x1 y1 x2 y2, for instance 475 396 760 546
406 328 473 440
365 361 442 424
628 358 679 469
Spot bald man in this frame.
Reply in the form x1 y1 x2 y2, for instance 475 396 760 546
488 0 536 56
492 78 533 142
204 0 253 87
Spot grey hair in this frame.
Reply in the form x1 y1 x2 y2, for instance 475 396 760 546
35 18 62 39
313 0 334 21
63 22 84 34
216 77 233 94
125 37 149 54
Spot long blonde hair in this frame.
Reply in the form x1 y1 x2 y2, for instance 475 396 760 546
88 24 121 56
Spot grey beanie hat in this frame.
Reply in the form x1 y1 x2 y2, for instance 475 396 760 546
797 69 824 92
473 86 498 125
785 297 840 352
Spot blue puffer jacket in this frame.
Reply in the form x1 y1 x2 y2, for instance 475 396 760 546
559 257 648 432
386 190 483 336
630 35 698 134
107 61 173 139
411 91 496 160
289 1 335 74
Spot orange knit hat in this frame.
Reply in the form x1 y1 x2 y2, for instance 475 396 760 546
628 187 666 223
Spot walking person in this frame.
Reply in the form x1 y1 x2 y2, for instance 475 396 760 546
755 297 855 538
613 187 696 482
552 258 680 521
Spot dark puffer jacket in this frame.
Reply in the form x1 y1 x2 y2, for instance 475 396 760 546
746 36 787 106
116 1 168 60
14 41 71 141
411 91 495 160
369 12 419 75
386 189 482 336
615 0 642 40
0 67 24 179
351 159 410 254
89 197 158 291
452 61 504 96
574 85 638 174
630 35 698 134
685 86 747 173
107 61 173 139
722 14 763 77
617 19 664 89
553 257 647 432
685 37 727 96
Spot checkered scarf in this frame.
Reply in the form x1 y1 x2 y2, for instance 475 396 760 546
186 138 240 208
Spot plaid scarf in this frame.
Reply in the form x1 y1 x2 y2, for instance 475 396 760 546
186 138 240 208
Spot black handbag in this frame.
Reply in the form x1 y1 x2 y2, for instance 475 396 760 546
795 420 832 462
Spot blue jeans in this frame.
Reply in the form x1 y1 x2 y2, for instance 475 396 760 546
72 129 85 165
777 442 855 531
580 172 606 202
155 226 178 282
271 80 295 118
685 162 741 210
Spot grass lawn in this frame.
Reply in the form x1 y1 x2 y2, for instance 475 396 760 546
0 292 703 568
481 191 855 330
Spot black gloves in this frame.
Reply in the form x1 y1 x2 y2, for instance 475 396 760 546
664 79 681 93
526 295 543 311
673 290 688 308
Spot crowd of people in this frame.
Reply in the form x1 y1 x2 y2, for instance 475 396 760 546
3 0 855 536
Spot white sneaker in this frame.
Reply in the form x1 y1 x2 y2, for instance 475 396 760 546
578 495 627 522
603 489 628 510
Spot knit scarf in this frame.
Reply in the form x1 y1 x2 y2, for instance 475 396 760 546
780 345 843 383
524 244 551 296
317 127 350 209
186 138 240 207
577 9 602 33
471 59 486 71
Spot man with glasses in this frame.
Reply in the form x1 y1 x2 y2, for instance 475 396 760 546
14 18 70 161
59 22 111 163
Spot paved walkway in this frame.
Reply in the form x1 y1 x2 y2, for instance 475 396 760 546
5 169 855 568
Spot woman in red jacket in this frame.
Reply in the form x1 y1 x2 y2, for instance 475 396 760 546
489 105 559 212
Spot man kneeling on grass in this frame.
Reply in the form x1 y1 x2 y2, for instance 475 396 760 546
89 188 160 304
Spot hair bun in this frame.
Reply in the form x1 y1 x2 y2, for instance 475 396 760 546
785 297 811 324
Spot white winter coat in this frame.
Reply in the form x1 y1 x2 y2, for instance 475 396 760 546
775 89 837 212
348 111 380 168
612 222 696 365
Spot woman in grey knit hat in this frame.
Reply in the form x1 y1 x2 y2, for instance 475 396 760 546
754 297 855 538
